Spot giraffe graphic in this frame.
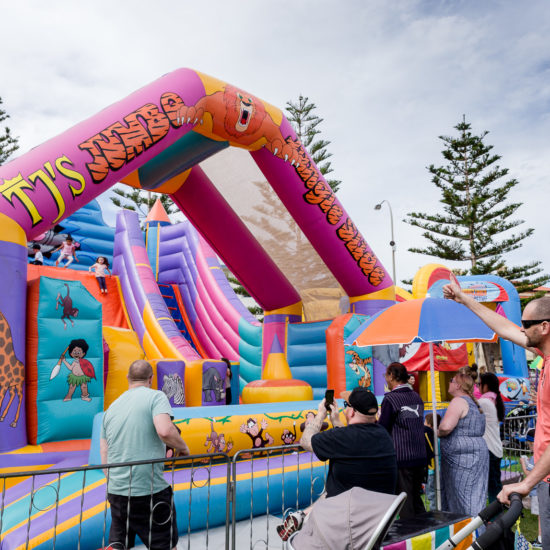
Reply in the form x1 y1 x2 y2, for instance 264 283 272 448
0 311 24 428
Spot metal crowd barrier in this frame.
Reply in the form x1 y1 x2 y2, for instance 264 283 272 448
0 445 323 550
500 410 537 487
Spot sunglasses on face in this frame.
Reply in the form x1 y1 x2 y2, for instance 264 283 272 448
343 401 351 408
521 319 550 329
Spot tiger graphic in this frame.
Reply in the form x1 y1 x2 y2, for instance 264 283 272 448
346 350 373 389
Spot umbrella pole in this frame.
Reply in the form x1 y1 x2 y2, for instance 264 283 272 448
429 342 441 510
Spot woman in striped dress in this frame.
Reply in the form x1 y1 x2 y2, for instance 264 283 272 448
438 370 489 516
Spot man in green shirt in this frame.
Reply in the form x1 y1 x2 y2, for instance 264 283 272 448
101 360 189 549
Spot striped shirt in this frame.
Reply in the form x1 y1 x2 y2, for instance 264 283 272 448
378 386 427 468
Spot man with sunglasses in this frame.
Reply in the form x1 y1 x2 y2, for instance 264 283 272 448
443 276 550 547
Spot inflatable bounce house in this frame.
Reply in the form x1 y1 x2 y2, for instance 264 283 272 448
0 69 530 548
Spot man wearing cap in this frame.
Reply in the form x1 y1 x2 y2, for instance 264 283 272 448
301 387 398 498
443 278 550 547
276 387 397 541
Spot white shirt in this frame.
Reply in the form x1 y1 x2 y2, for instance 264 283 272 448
478 397 503 457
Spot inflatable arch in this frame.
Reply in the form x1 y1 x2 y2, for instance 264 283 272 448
0 68 396 451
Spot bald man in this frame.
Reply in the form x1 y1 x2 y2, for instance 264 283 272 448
101 360 189 550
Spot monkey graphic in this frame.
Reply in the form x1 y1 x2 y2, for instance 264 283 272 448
204 421 234 454
56 284 79 329
240 417 274 448
281 422 297 445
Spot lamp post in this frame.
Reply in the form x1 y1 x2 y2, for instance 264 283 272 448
374 200 396 285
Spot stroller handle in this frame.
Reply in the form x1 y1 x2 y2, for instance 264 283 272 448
471 493 523 550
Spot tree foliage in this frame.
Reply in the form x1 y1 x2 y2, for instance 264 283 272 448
285 95 341 193
0 97 19 166
405 116 548 300
109 185 178 225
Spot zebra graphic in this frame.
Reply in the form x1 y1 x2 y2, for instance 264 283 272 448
161 373 185 406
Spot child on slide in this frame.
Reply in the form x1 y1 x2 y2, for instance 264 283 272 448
54 235 79 267
89 256 111 294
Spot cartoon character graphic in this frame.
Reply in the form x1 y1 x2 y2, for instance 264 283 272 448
240 417 274 448
204 421 234 454
162 373 185 406
169 85 301 166
56 284 79 329
51 339 95 402
281 422 297 445
346 350 373 389
202 366 225 402
0 311 24 428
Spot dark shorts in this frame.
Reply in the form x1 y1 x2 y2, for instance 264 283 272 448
108 486 178 549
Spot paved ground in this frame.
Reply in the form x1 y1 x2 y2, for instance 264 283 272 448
134 514 285 550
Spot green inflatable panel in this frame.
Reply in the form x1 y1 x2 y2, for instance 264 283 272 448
36 278 103 443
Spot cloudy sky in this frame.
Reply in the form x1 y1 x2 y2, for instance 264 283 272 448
2 0 549 287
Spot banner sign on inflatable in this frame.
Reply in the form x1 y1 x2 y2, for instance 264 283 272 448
400 341 469 372
428 279 509 303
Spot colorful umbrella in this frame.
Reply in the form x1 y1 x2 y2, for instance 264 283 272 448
345 297 497 347
344 297 496 510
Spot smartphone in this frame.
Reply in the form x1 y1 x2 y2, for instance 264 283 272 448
324 389 335 411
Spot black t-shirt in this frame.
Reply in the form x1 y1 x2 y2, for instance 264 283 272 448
311 422 397 498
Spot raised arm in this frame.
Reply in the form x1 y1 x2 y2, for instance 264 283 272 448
300 401 328 452
443 275 529 349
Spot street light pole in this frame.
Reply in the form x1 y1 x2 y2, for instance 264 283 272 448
374 200 397 285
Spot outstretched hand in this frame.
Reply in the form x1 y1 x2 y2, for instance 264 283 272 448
442 272 463 302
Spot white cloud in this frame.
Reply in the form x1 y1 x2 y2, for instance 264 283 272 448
1 0 549 286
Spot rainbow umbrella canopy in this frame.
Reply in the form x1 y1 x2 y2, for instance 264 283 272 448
345 297 497 347
344 297 496 510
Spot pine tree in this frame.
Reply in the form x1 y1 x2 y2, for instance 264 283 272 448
109 185 178 225
0 97 19 166
285 95 341 193
405 116 548 300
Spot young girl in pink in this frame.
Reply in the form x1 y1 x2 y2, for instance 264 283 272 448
54 236 79 267
89 256 111 294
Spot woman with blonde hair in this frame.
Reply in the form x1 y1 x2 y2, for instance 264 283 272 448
438 369 489 516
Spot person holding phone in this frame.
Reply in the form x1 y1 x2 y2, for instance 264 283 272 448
277 387 397 541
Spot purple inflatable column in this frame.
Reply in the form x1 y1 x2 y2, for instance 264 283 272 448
0 216 28 451
250 142 396 316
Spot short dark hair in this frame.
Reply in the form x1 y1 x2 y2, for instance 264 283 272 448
386 362 409 383
33 244 41 250
128 359 153 381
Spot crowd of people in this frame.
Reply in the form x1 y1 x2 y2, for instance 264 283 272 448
97 274 550 549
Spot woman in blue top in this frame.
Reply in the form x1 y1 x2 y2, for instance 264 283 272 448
438 369 489 516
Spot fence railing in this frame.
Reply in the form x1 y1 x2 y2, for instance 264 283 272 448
0 445 323 550
500 410 537 487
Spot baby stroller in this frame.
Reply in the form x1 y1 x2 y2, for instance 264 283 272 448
286 489 522 550
286 487 407 550
436 493 523 550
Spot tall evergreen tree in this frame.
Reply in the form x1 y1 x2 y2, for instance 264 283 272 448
0 97 19 166
405 116 548 300
285 95 341 193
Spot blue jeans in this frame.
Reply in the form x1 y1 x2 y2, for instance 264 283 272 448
425 471 436 510
538 482 550 548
